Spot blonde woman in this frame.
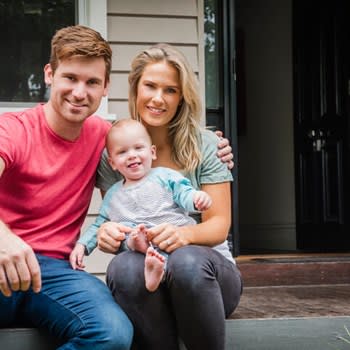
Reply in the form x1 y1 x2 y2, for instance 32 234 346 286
97 44 242 350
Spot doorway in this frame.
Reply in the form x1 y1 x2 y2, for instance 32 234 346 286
235 0 350 253
293 0 350 250
235 0 296 253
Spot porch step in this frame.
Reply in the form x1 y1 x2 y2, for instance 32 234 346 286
233 254 350 320
3 254 349 349
230 316 350 350
0 328 62 350
2 317 350 350
237 254 350 287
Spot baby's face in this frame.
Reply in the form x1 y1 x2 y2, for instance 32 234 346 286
107 125 156 185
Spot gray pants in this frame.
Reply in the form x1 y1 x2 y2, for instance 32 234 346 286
106 245 242 350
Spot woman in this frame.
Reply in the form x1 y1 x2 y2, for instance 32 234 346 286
96 44 242 350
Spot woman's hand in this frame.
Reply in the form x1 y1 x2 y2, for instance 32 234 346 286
146 223 190 253
97 222 132 254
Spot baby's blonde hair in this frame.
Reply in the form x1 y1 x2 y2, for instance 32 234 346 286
106 118 152 155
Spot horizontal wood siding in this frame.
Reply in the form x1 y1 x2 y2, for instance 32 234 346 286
107 0 197 16
111 44 199 72
108 17 198 44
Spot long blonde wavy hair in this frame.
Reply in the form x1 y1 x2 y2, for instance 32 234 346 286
128 43 202 173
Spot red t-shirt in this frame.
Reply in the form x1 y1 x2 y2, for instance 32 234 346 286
0 104 111 259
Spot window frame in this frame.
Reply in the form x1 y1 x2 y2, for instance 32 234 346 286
0 0 109 117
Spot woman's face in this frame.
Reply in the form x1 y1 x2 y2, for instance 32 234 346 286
136 61 182 128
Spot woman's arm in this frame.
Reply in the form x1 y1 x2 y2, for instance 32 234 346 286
147 130 233 252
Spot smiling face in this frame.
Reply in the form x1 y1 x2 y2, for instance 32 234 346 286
44 56 109 139
136 61 182 129
107 121 157 185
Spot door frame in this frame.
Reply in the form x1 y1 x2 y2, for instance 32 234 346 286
225 0 240 256
204 0 239 256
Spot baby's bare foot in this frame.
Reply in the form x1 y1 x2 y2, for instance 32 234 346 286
144 247 166 292
127 230 149 253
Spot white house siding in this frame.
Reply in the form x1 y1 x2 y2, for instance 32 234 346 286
83 0 205 275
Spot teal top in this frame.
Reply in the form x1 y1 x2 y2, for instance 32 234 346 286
95 129 235 263
80 167 199 254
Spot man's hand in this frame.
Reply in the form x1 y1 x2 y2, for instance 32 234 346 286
97 222 131 254
0 221 41 297
215 130 234 170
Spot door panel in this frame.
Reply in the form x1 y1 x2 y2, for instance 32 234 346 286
293 0 350 250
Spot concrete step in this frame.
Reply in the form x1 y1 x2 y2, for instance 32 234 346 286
229 316 350 350
3 316 350 350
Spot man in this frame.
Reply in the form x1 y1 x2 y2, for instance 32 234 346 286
0 25 133 350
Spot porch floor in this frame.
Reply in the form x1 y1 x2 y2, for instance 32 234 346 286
230 253 350 320
231 283 350 319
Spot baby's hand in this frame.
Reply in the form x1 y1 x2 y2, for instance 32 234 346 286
69 243 86 270
193 191 212 211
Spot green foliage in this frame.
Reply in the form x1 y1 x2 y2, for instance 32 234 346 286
338 325 350 344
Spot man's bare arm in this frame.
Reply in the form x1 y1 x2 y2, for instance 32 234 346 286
0 157 4 177
0 157 41 297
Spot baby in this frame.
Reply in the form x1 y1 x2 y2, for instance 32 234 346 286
70 118 212 291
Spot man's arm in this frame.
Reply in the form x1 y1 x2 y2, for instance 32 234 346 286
215 130 234 169
0 157 41 297
0 157 4 178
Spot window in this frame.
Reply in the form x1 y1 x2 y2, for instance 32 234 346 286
204 0 224 131
204 0 222 111
0 0 75 104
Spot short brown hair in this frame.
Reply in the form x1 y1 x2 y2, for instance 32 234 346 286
49 25 112 83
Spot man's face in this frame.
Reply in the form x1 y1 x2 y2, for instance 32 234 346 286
44 56 109 126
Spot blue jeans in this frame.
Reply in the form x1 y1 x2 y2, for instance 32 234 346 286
0 254 133 350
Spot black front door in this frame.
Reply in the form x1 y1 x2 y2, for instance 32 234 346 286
293 0 350 250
